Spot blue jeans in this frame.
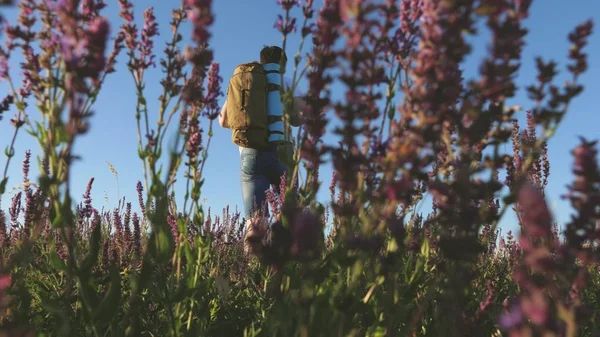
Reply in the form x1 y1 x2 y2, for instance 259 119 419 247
240 146 288 219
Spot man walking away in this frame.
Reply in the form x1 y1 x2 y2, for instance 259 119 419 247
218 46 305 253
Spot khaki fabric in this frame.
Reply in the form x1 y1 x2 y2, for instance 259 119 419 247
226 62 269 149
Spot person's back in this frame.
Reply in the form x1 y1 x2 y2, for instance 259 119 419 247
218 46 305 253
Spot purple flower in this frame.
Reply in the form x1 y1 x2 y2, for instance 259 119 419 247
186 128 202 162
277 0 301 10
123 215 132 252
517 184 552 238
82 177 94 218
22 149 31 184
567 20 594 77
9 192 21 232
137 7 159 71
0 95 14 121
274 14 297 35
0 49 8 80
44 0 71 12
290 208 321 257
89 209 100 232
302 0 315 20
520 289 550 326
22 186 36 236
0 210 7 248
136 181 146 218
132 212 141 260
80 0 107 19
124 202 131 228
203 62 223 119
186 0 214 44
84 16 110 79
498 299 524 330
59 35 85 69
562 138 600 259
113 209 123 246
168 214 179 243
118 0 134 23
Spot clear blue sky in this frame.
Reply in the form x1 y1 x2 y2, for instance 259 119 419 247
1 0 599 237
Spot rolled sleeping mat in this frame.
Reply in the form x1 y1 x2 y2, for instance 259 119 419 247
264 63 285 143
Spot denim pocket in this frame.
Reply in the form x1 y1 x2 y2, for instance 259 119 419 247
240 152 258 178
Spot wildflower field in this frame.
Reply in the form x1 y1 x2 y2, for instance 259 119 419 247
0 0 599 336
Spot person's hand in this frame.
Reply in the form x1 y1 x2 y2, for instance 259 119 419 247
218 101 229 128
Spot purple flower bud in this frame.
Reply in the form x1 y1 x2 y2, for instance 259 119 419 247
21 149 30 184
113 209 123 245
0 211 7 248
185 121 202 162
85 16 110 79
168 214 178 243
132 212 141 260
276 0 301 10
0 51 8 81
136 181 146 219
82 177 94 218
567 20 594 77
117 0 134 23
520 289 550 326
274 14 297 35
0 95 13 121
80 0 107 19
137 7 159 71
186 0 214 44
203 62 223 119
290 208 321 256
498 299 524 330
561 138 600 262
9 192 21 232
517 184 552 238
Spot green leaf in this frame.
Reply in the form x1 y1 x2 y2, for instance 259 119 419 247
94 266 121 326
25 128 37 137
0 178 7 195
49 250 67 271
149 226 174 265
38 175 52 192
38 293 71 336
15 101 26 111
420 237 430 259
184 240 195 269
387 103 396 120
4 145 15 158
367 326 387 337
138 146 146 159
351 260 364 285
137 256 154 290
503 193 516 205
35 121 47 141
55 125 69 145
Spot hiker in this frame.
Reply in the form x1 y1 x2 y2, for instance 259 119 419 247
218 45 305 246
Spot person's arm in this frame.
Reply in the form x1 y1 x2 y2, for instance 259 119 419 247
218 100 229 128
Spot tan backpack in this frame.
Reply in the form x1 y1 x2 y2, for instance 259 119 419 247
224 62 277 150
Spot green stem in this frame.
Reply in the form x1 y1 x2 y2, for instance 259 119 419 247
186 243 204 330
